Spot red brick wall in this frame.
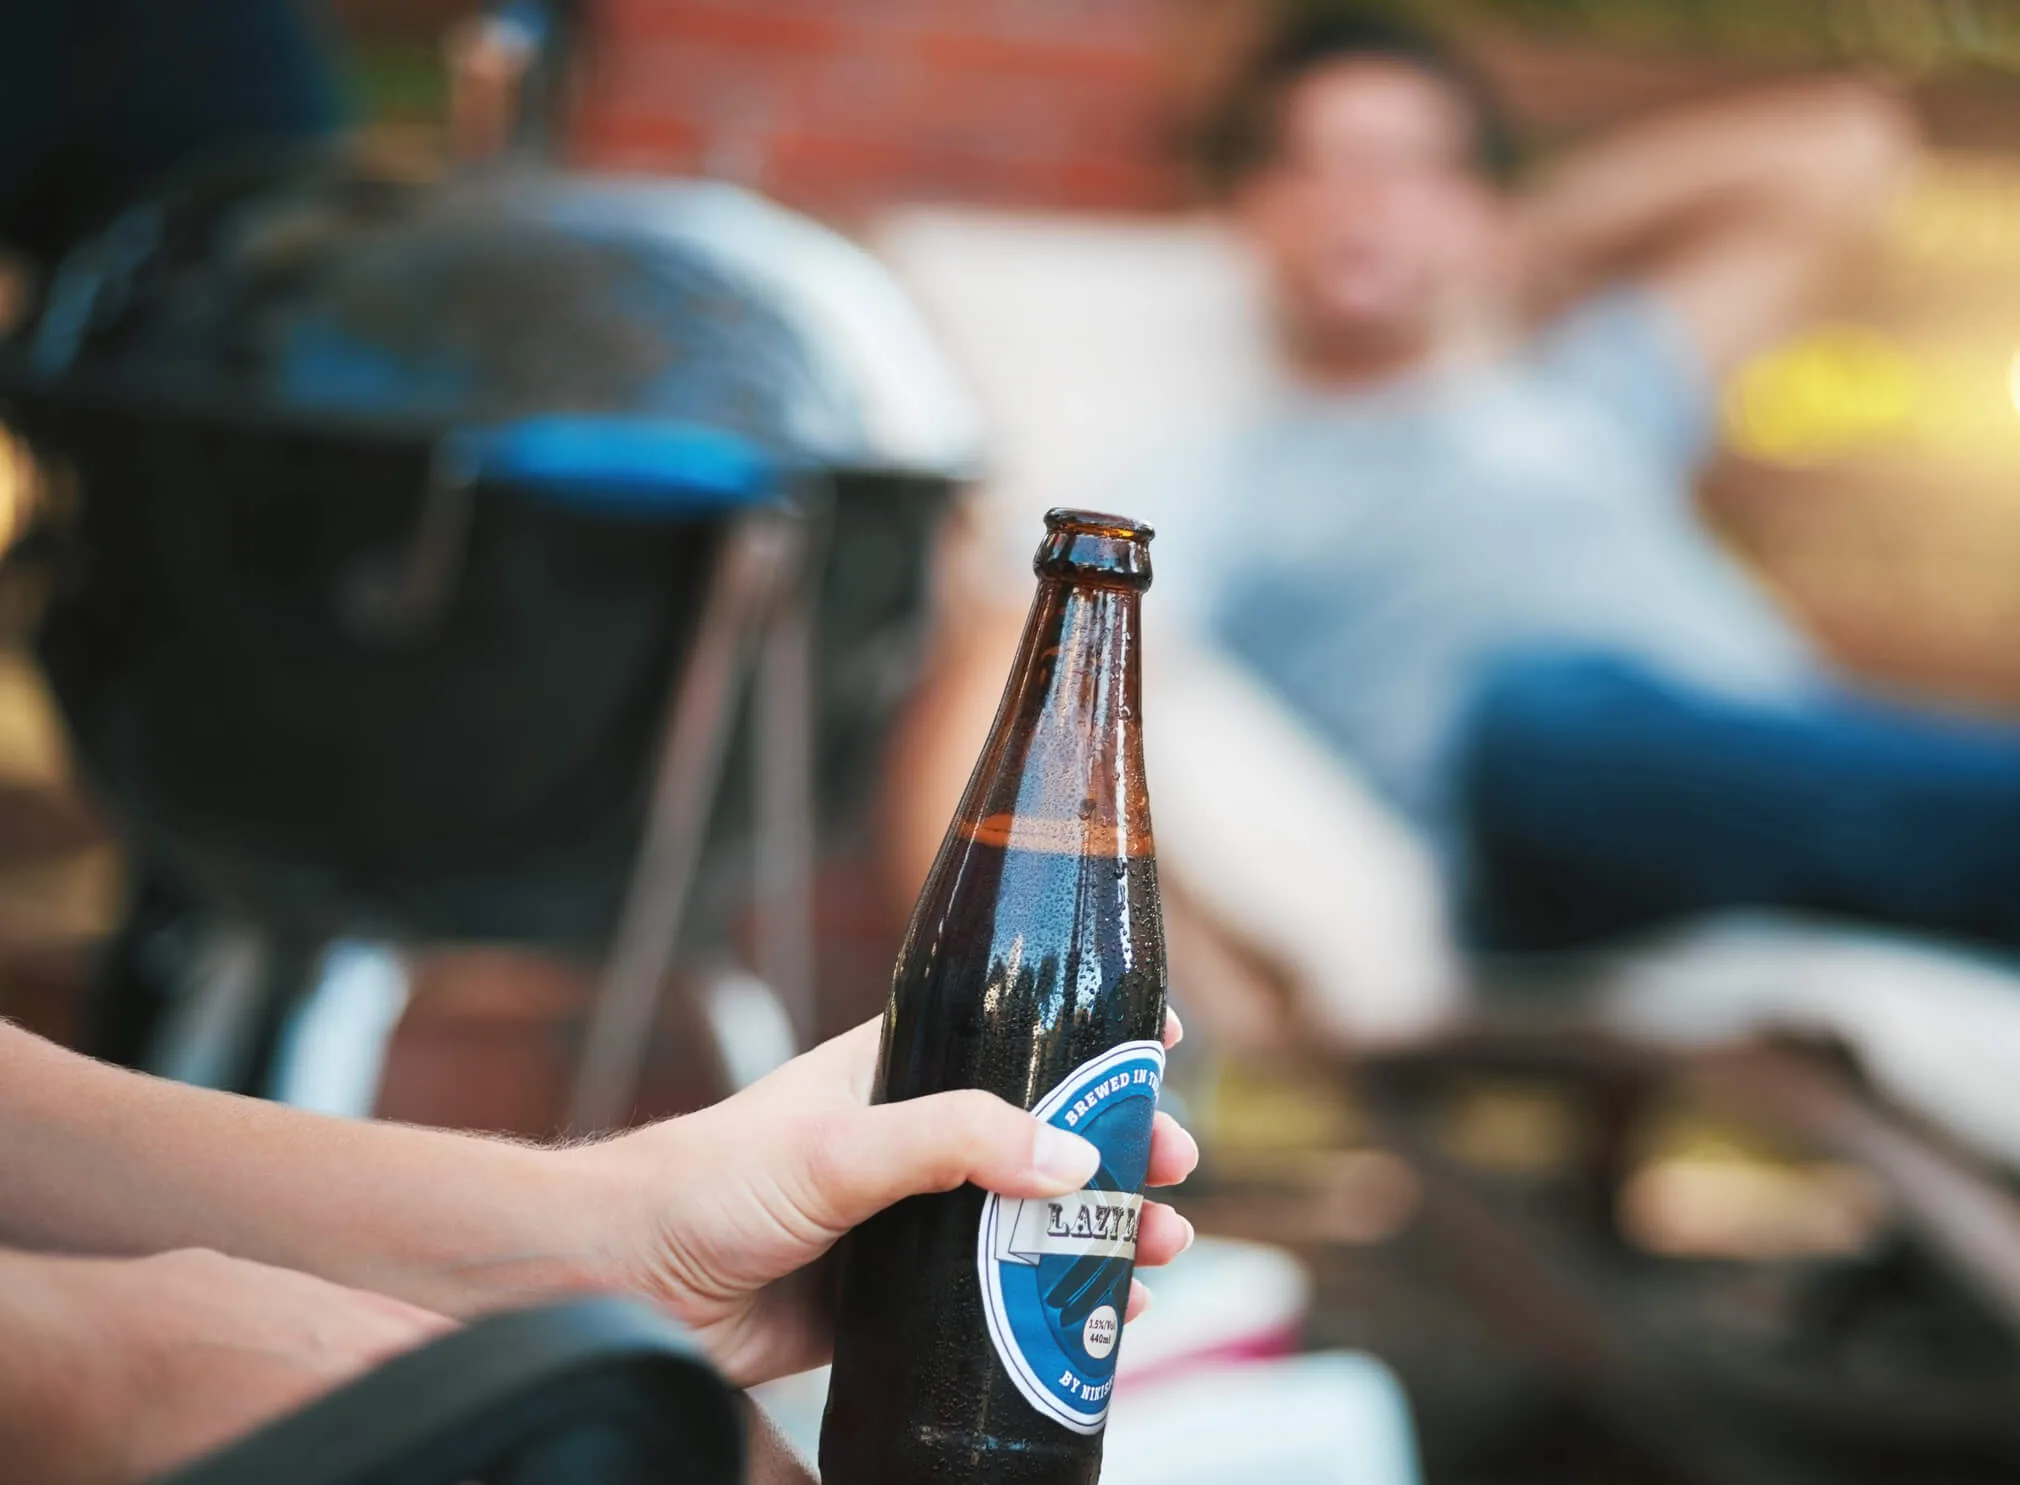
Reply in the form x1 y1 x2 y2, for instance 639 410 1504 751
571 0 1201 223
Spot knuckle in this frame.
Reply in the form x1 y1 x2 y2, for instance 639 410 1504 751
954 1089 1013 1144
935 1091 1010 1184
799 1109 851 1182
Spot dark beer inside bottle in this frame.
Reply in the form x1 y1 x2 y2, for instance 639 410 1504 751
821 509 1167 1485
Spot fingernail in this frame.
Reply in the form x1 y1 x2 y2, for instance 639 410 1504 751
1032 1124 1100 1187
1164 1008 1184 1047
1180 1215 1197 1253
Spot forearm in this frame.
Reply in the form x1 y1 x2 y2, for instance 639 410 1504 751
1521 78 1915 305
880 594 1026 911
0 1251 117 1485
0 1023 626 1316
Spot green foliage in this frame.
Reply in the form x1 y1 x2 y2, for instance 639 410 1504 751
1414 0 2020 74
346 38 449 124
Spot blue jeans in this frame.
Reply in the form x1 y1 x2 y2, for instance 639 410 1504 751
1457 653 2020 952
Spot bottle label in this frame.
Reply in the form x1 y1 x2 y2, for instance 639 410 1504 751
976 1039 1165 1434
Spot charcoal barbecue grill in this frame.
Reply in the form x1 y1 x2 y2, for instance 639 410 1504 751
0 145 980 1126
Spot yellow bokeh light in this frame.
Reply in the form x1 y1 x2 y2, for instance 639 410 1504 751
0 427 47 558
1723 324 1920 466
0 431 20 554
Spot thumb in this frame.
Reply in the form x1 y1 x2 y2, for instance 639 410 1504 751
806 1090 1100 1234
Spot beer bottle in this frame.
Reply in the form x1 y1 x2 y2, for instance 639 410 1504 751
820 509 1169 1485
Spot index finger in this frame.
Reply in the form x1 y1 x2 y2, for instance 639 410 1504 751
752 1017 883 1103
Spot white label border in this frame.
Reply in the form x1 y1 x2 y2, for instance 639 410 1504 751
977 1038 1165 1434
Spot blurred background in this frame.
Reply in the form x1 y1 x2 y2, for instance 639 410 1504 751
11 2 2020 1482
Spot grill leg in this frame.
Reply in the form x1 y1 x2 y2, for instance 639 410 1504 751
567 512 798 1135
142 918 272 1090
752 505 820 1048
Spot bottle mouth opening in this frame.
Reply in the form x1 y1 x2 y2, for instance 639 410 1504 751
1045 508 1155 544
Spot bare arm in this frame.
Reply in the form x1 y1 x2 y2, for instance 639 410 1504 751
0 1022 608 1316
1519 79 1918 375
882 519 1462 1048
0 1248 825 1485
0 1247 449 1485
881 592 1025 911
0 1014 1195 1388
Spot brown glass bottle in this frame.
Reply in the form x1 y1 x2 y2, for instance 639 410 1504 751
819 509 1169 1485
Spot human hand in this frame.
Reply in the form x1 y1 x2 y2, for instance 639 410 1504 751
0 1248 450 1485
575 1012 1200 1386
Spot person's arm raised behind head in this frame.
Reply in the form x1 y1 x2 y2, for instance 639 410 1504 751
1516 78 1919 376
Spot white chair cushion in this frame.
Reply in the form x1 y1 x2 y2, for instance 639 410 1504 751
1602 913 2020 1168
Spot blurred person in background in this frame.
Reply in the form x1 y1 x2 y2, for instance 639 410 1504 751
919 7 2020 981
1167 8 1937 953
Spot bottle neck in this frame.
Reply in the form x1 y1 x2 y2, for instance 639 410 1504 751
955 576 1153 860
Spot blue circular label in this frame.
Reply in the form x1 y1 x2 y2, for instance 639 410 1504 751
977 1040 1165 1433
